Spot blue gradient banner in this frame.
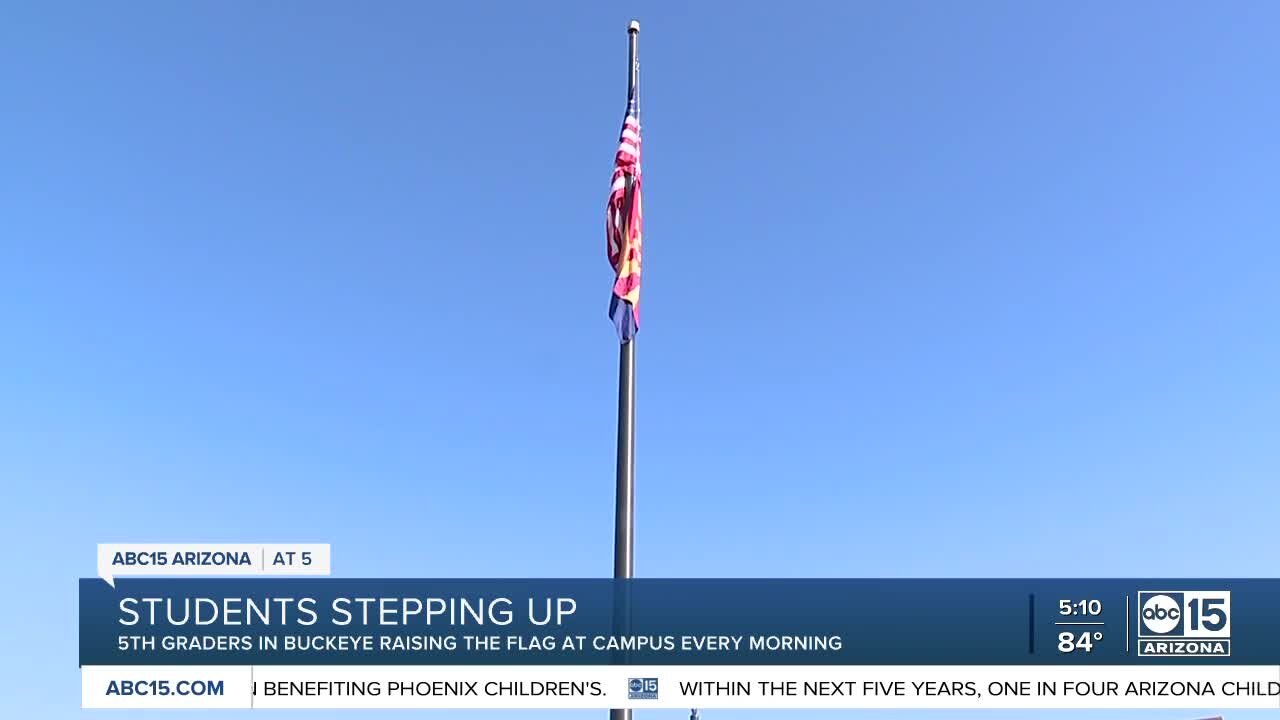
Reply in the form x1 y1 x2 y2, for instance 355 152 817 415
78 579 1277 665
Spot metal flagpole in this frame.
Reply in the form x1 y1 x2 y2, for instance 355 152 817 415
610 19 640 720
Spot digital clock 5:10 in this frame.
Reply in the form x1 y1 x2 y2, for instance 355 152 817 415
1059 599 1103 616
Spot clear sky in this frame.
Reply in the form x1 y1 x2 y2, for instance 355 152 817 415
2 1 1278 718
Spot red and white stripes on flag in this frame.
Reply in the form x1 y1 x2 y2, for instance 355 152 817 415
606 103 642 341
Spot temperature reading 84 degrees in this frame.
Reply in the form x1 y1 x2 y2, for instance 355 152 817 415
1059 630 1103 653
1057 599 1104 653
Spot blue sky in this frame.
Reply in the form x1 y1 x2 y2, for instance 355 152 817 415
2 1 1278 717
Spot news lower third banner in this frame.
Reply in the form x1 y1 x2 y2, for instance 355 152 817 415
79 579 1280 709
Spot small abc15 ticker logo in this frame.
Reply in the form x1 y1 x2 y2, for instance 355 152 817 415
1137 590 1231 657
628 678 659 700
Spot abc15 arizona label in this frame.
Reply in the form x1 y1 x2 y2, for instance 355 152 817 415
1137 590 1231 657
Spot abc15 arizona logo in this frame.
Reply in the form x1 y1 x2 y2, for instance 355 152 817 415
1137 590 1231 657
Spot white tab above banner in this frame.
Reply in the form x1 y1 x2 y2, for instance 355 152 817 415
96 543 331 586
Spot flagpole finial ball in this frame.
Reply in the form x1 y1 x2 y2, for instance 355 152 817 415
628 20 640 33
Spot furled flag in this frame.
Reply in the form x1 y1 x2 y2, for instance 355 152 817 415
606 90 642 341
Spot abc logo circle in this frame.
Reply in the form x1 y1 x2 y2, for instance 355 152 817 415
629 679 643 693
1141 594 1181 634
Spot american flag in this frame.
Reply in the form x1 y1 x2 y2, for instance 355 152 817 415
606 89 642 341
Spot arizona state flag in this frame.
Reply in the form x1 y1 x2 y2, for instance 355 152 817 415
606 91 642 341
